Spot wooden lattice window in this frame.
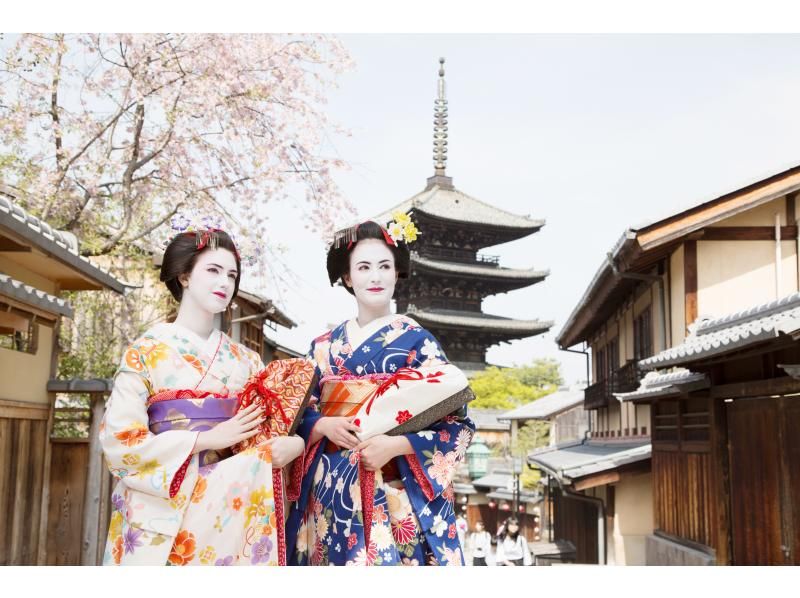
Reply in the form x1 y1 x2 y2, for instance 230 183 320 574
240 320 263 357
0 300 39 354
653 397 710 450
634 306 653 360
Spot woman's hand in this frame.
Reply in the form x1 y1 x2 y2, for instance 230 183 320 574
194 403 264 453
265 435 305 468
316 416 362 449
354 434 412 471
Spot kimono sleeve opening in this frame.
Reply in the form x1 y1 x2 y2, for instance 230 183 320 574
100 369 199 500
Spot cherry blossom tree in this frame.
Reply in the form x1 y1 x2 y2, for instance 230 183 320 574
0 33 354 259
0 33 354 379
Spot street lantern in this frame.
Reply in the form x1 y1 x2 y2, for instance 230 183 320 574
466 436 490 478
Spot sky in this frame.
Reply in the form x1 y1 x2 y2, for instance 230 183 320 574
257 33 800 385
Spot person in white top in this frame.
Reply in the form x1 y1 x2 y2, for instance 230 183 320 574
468 520 492 566
495 517 532 566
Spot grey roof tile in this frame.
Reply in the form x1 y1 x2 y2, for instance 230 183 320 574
498 386 586 421
0 273 73 318
528 440 651 482
639 292 800 369
615 369 709 402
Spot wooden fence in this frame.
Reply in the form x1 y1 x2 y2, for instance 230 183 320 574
0 383 112 565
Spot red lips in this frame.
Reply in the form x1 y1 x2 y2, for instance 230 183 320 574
367 287 384 292
213 291 227 299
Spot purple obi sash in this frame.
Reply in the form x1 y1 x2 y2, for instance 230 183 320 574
147 396 239 467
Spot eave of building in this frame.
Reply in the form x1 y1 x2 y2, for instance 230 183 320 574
406 307 553 338
557 161 800 349
639 291 800 370
0 191 127 294
615 369 709 403
236 289 296 329
528 440 651 487
498 386 586 421
411 253 549 288
0 273 74 319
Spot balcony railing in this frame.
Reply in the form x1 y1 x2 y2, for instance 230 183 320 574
584 379 610 410
584 361 645 411
615 360 643 394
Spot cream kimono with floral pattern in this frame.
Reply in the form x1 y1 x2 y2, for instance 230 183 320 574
100 322 279 566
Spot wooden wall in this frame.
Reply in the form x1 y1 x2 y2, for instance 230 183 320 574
45 440 90 565
0 401 51 565
652 450 716 550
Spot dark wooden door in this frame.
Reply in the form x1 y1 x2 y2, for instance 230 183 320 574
553 491 599 564
727 397 799 564
782 398 800 565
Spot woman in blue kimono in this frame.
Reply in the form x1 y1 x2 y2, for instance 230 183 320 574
285 218 475 566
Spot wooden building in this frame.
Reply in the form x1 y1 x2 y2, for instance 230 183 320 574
555 163 800 565
374 59 552 374
0 190 126 565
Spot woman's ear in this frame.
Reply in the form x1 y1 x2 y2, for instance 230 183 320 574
178 272 189 288
342 273 352 289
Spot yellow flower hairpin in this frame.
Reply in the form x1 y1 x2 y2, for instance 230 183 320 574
386 211 419 244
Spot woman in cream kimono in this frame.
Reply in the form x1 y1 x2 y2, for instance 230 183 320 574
100 229 305 565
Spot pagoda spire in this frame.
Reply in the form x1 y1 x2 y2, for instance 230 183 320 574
426 57 454 190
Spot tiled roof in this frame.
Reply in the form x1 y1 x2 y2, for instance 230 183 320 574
528 440 651 483
469 408 512 431
615 369 709 402
375 184 545 230
0 192 126 294
236 289 296 329
406 307 553 335
0 274 73 318
411 253 549 282
639 291 800 369
498 386 585 421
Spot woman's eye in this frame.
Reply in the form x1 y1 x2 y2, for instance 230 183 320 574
228 274 236 280
208 267 218 274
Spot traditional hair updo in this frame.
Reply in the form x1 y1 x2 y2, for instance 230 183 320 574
326 220 410 295
160 230 242 303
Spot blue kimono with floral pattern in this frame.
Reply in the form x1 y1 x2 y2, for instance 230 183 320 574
285 315 475 566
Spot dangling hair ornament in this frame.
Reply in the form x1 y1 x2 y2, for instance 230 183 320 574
333 223 360 249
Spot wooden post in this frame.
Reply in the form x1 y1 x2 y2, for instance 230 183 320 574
684 240 698 332
81 392 106 565
0 418 12 564
36 396 56 565
10 419 31 564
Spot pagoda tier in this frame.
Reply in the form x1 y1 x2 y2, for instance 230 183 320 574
405 307 553 370
395 252 549 313
375 184 544 252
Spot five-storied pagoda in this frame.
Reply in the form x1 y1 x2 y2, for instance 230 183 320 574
376 58 553 374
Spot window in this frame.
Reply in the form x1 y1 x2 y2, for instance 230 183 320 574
0 301 39 354
653 396 710 449
634 306 653 360
241 320 263 357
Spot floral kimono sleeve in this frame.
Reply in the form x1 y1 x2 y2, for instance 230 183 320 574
397 413 475 529
394 329 476 535
99 342 199 499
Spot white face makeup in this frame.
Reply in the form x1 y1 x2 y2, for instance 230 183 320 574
343 238 398 313
179 248 239 315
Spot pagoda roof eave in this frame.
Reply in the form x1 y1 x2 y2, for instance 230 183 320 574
411 253 549 284
406 307 553 337
375 184 544 234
